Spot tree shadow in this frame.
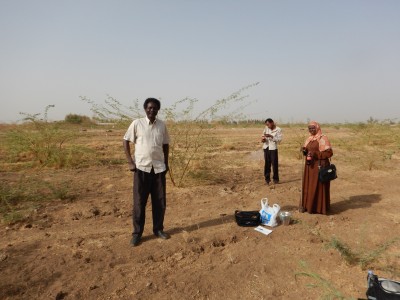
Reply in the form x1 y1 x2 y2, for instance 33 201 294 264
142 214 235 242
330 194 382 214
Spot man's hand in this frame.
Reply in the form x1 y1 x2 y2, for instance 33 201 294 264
128 162 137 172
165 164 169 173
123 141 136 172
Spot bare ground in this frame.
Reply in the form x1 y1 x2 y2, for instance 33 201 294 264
1 126 400 299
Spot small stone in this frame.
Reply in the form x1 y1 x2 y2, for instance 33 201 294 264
76 238 85 246
173 252 184 261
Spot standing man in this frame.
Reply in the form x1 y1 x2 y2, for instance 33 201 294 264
123 98 170 247
261 118 282 185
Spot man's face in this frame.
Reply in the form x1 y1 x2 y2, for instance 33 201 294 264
145 102 159 120
266 121 274 129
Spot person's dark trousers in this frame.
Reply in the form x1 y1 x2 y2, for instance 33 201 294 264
132 168 166 236
263 148 279 183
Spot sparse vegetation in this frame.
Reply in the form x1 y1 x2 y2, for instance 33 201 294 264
306 225 400 271
327 237 358 265
81 83 259 186
331 122 400 171
295 260 351 300
64 113 93 125
0 175 77 223
2 106 94 168
0 111 399 298
299 214 400 282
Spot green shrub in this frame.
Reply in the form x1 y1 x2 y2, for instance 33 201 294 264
64 114 92 124
3 105 93 168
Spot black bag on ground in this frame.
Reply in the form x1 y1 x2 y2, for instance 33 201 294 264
318 163 337 183
367 273 400 299
234 210 260 227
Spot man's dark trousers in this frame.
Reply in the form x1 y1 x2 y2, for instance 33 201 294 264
264 148 279 183
133 168 166 236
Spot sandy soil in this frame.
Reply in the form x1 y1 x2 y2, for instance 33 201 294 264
1 126 399 299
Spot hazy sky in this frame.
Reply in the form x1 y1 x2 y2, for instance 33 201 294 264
1 0 399 123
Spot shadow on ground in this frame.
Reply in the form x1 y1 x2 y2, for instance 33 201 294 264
169 214 235 234
142 215 235 242
330 194 382 214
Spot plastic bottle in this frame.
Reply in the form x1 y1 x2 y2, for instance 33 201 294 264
367 270 374 288
306 152 313 165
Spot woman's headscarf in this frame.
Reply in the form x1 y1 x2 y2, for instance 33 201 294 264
304 121 332 152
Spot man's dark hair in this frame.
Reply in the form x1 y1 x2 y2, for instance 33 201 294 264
265 118 274 123
143 98 161 110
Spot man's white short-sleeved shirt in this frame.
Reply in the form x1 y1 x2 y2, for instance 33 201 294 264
124 117 170 174
262 126 282 150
